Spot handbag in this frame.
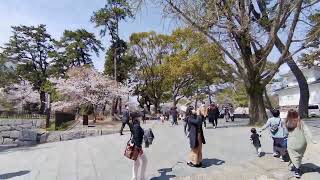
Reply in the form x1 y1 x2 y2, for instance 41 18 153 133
124 135 140 160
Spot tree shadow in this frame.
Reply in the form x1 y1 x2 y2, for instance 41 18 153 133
0 170 30 179
202 158 225 168
301 163 320 175
150 168 176 180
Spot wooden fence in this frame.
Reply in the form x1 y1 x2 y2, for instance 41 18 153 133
0 110 54 119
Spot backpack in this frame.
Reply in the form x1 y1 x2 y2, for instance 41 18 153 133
270 118 281 134
144 128 154 148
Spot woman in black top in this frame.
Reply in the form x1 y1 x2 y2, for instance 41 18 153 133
186 109 206 167
130 112 147 180
207 104 220 128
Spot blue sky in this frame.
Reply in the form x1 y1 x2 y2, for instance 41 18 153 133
0 0 174 71
0 0 297 74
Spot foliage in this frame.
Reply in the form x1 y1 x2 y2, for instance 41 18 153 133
129 28 232 109
91 0 134 82
162 28 232 106
104 39 137 83
299 13 320 67
1 24 54 113
216 82 248 107
129 31 172 110
51 29 104 77
91 0 133 40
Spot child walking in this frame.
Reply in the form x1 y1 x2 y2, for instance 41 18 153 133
250 128 262 157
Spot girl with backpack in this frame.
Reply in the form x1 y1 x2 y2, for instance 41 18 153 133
260 109 288 160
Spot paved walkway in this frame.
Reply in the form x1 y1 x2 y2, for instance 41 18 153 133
0 119 319 180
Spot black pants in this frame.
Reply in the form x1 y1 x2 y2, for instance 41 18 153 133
202 116 206 127
209 117 218 127
172 116 178 125
120 122 130 134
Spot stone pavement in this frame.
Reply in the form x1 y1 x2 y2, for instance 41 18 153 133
0 119 319 180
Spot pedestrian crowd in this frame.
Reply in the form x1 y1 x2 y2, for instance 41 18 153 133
119 103 316 180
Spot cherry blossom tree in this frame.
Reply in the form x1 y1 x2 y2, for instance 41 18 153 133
50 67 128 116
3 80 40 111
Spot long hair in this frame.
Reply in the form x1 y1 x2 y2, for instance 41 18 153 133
285 109 301 132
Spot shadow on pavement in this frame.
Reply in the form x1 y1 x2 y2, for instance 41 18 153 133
150 168 176 180
302 163 320 175
0 170 30 179
202 158 225 168
0 145 52 154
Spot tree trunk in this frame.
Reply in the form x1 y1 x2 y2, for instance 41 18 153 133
248 89 268 125
264 88 273 110
39 91 46 114
207 85 212 104
154 99 160 113
111 98 116 116
274 37 309 118
172 95 178 108
119 97 122 115
286 59 309 118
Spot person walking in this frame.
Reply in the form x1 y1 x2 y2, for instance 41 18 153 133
130 112 147 180
120 105 131 135
199 103 207 128
207 104 220 128
142 106 148 124
250 128 262 157
224 106 230 122
260 109 288 159
285 109 317 178
229 105 235 122
186 109 206 168
170 107 179 126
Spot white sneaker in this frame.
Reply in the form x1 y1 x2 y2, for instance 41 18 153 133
273 153 278 157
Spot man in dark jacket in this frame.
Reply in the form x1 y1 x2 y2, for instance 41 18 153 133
170 107 178 125
120 105 130 135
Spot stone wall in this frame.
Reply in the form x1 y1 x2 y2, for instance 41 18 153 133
0 119 120 147
45 129 118 143
0 119 46 146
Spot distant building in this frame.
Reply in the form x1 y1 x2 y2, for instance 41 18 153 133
274 66 320 118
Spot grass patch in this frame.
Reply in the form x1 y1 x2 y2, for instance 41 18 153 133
46 120 74 131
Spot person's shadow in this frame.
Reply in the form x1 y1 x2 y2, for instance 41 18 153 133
301 163 320 175
150 168 176 180
0 170 30 179
202 158 225 168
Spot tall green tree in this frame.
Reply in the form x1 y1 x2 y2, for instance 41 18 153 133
51 29 104 77
1 24 54 114
104 39 136 83
130 31 172 111
91 0 133 81
162 28 232 107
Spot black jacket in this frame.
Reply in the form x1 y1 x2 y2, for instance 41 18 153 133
187 115 206 149
131 123 144 148
208 107 220 119
122 109 130 123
